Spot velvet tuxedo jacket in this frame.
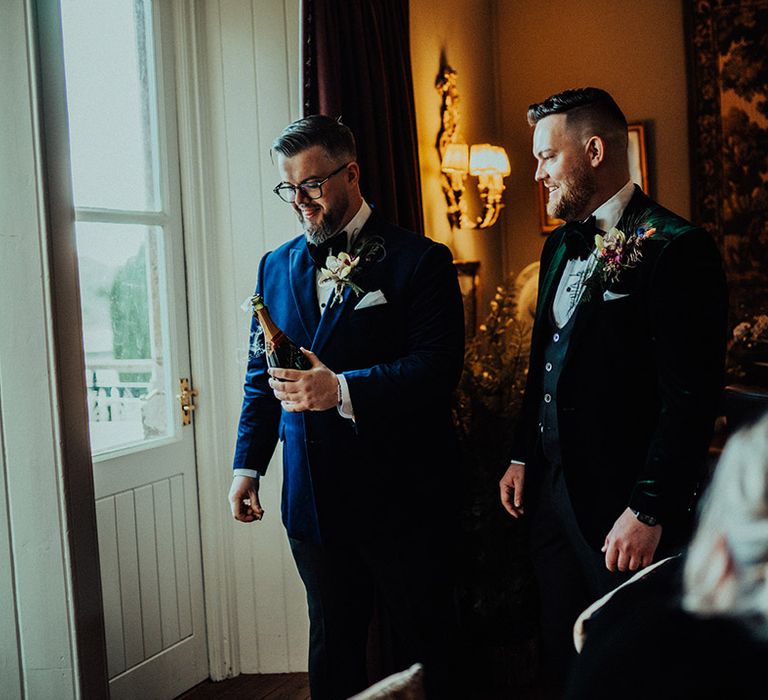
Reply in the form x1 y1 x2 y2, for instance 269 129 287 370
511 186 728 551
233 214 465 544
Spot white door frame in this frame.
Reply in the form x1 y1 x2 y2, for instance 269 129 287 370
22 0 240 692
7 1 298 693
20 0 109 695
170 0 304 679
171 0 242 680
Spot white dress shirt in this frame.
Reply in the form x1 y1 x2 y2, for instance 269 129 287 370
551 180 635 328
317 201 372 421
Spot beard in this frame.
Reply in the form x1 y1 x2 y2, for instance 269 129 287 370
302 215 336 245
296 193 347 246
548 158 597 222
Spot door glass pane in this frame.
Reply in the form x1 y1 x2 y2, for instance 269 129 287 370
77 222 172 454
60 0 159 211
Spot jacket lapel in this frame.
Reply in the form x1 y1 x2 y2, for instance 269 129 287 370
535 232 569 328
289 245 320 341
311 284 356 355
309 216 382 355
616 185 653 232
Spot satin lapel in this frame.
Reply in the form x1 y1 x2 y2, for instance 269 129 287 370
535 237 568 330
289 246 320 341
616 185 653 231
311 284 355 355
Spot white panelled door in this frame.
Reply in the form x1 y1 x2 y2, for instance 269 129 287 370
58 1 207 697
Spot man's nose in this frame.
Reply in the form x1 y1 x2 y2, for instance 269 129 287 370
294 186 312 204
534 161 546 182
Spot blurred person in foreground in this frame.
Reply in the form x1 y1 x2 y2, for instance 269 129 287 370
567 411 768 698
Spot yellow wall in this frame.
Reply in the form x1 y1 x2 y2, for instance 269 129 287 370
411 0 692 294
410 0 505 316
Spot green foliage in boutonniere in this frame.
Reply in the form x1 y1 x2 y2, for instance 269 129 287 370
582 220 656 302
319 235 386 306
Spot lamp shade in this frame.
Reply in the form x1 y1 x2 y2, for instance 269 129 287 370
441 143 469 174
470 144 510 176
492 146 511 176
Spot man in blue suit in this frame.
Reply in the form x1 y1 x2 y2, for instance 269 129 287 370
229 115 465 700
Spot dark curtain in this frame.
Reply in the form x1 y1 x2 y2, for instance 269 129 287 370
302 0 424 233
301 0 426 683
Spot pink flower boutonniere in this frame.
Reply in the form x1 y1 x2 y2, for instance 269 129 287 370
582 223 656 300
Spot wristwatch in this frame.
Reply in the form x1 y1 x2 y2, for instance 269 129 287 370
632 508 659 527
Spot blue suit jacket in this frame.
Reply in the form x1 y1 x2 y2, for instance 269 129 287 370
233 214 465 544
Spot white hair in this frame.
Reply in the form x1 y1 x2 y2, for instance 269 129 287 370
683 412 768 634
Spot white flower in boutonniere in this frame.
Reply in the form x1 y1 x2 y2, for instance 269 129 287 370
582 222 656 302
319 251 365 305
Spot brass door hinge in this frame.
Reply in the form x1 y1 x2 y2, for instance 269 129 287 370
177 378 198 426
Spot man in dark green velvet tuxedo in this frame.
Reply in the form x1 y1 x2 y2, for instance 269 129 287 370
499 87 728 683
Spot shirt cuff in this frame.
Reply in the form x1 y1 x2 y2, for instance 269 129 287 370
509 459 525 467
233 468 260 480
336 373 355 420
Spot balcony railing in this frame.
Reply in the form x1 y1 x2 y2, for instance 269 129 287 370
85 358 167 454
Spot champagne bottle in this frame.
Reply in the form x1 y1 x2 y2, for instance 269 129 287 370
251 294 312 370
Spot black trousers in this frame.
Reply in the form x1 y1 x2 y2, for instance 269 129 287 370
528 453 631 685
289 524 460 700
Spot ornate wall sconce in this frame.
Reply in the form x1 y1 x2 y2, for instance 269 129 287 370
436 65 510 229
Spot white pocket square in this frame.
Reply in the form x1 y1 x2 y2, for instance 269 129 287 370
354 290 387 310
603 290 630 301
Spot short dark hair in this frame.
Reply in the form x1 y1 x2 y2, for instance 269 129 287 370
272 115 356 162
527 87 628 150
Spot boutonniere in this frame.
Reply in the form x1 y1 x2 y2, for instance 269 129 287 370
319 252 364 305
582 223 656 301
319 235 386 306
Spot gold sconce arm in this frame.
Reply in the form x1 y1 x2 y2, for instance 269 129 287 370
435 66 510 230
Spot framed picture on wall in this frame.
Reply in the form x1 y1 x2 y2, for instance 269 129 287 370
537 123 650 233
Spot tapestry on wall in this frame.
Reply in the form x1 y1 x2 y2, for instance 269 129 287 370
685 0 768 385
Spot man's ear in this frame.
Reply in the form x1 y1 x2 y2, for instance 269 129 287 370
585 136 605 168
347 161 361 186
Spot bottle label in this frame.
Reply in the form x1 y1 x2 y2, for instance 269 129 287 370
266 331 311 370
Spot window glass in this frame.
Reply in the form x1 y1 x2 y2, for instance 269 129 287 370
61 0 159 211
76 222 171 453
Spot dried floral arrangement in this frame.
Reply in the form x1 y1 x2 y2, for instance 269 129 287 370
451 276 538 690
453 281 531 445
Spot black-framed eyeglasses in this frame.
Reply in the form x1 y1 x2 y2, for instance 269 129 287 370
272 162 351 203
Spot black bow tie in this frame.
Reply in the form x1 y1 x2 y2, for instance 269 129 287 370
563 215 599 261
307 232 346 270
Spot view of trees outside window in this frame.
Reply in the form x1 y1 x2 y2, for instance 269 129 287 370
61 0 172 454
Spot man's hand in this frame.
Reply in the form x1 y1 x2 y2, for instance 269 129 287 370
500 462 526 518
602 507 662 572
268 348 338 412
229 476 264 523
